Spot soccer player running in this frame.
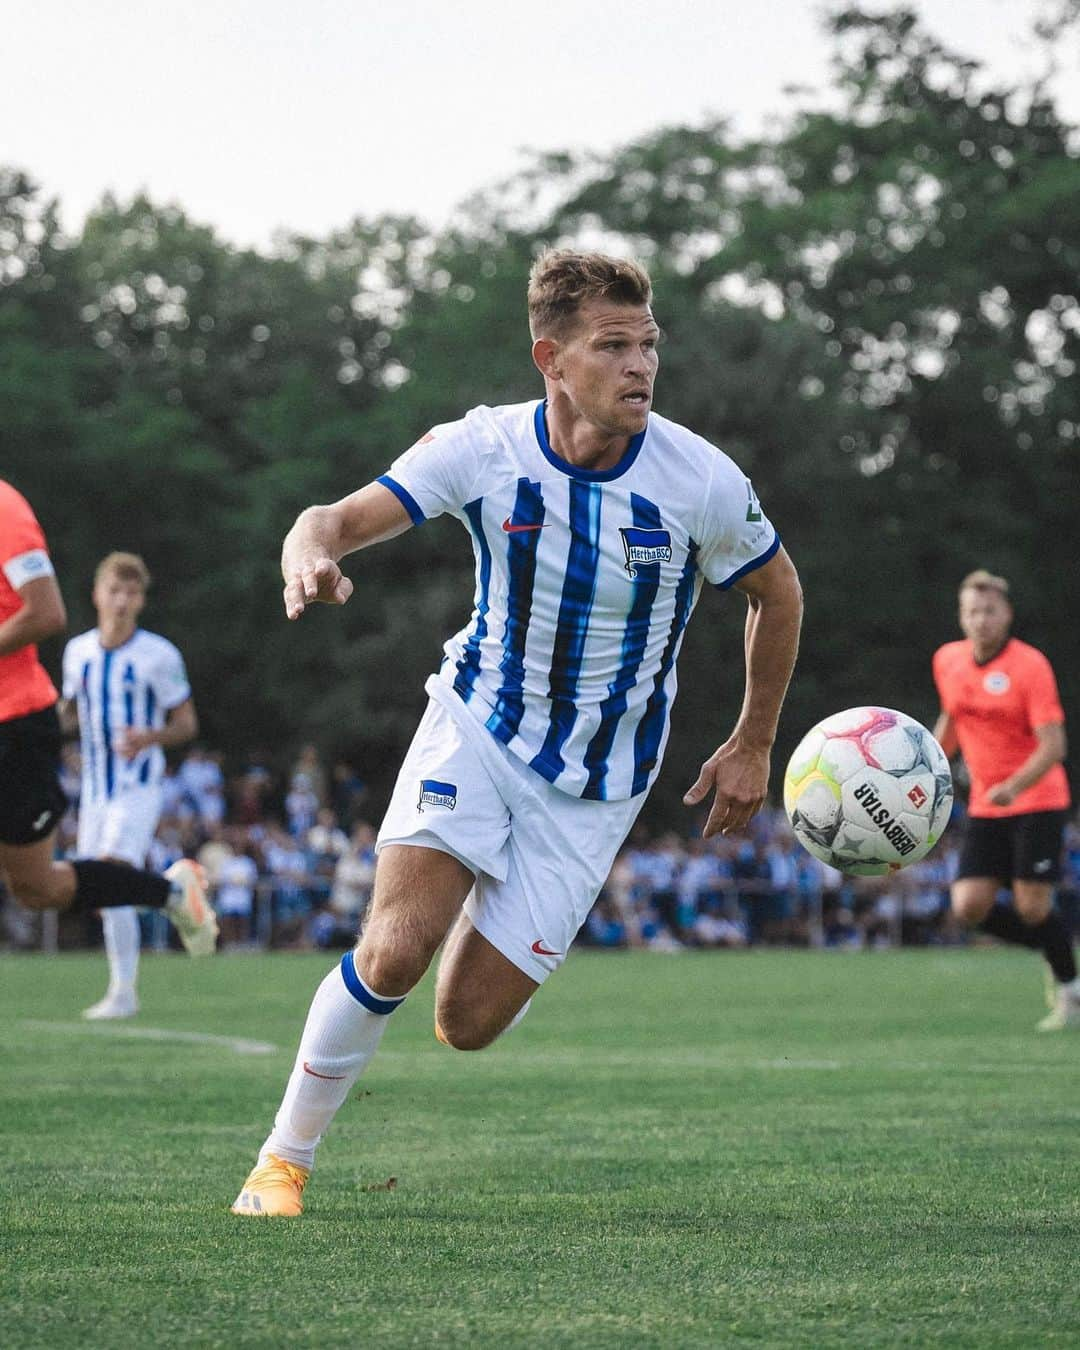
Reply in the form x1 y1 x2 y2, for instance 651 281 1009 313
232 251 804 1217
933 569 1079 1031
60 553 201 1019
0 480 217 961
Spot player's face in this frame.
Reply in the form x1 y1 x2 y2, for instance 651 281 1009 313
93 574 146 628
553 299 660 437
959 588 1012 653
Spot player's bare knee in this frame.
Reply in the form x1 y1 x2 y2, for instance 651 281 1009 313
436 1020 498 1052
1014 903 1051 925
356 942 429 999
950 881 996 925
1013 883 1052 925
358 912 445 996
433 999 499 1051
951 897 985 925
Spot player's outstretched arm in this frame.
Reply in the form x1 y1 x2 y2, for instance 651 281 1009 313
684 546 803 838
281 482 414 621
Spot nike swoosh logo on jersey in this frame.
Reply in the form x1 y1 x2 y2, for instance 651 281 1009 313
303 1061 346 1080
502 518 549 533
530 939 562 956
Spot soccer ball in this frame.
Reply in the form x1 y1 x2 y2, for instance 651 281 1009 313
783 707 953 876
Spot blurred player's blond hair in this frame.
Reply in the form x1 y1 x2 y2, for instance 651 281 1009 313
958 568 1009 601
94 551 151 590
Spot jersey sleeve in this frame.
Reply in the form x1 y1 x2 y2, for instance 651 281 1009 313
155 641 192 711
696 452 779 589
0 487 55 588
377 418 483 523
1023 649 1066 728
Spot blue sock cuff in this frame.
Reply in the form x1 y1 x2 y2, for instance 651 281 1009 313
339 952 406 1015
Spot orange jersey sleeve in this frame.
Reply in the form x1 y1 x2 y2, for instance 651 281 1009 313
0 479 60 722
932 637 1069 817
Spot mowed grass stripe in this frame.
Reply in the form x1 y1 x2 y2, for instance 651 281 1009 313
19 1019 278 1054
2 949 1078 1348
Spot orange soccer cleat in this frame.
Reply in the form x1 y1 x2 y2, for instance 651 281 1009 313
231 1154 311 1217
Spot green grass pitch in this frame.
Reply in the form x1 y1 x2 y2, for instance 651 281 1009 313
3 947 1078 1348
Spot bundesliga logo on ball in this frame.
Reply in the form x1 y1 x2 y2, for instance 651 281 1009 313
783 707 953 876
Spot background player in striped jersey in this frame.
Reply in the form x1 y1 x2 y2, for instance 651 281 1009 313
933 569 1079 1031
232 250 803 1217
61 553 200 1019
0 479 216 964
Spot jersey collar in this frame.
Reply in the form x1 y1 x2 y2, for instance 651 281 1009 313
533 401 647 482
96 626 142 654
971 636 1013 668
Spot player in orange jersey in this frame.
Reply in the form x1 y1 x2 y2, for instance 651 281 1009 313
0 479 216 957
933 569 1078 1031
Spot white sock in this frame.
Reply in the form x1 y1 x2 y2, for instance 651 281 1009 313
260 952 404 1171
101 906 140 993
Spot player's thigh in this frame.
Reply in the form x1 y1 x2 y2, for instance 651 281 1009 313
1010 810 1065 898
1009 812 1064 923
76 798 104 859
461 770 644 986
952 816 1010 921
356 843 475 992
94 788 163 866
435 913 539 1050
0 708 67 852
376 696 512 882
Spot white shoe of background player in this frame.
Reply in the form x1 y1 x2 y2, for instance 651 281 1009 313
82 988 139 1020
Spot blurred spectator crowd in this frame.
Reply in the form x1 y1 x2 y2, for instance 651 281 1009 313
4 741 1080 954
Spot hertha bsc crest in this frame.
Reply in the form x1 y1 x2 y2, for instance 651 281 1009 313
619 526 672 577
418 779 458 812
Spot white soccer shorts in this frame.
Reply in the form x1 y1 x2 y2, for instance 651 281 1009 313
377 686 646 983
76 784 164 868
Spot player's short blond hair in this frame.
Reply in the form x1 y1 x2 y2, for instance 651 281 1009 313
958 569 1010 601
527 249 653 339
94 551 151 590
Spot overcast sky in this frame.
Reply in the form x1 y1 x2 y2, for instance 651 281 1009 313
4 0 1077 248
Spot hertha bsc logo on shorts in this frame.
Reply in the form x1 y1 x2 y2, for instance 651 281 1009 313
418 779 458 812
619 526 672 577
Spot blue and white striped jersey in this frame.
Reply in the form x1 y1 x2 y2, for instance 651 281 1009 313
379 401 779 802
61 628 191 801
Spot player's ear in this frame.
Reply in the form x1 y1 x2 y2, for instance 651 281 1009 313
532 336 560 381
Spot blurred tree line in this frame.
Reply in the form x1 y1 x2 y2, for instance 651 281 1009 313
2 7 1078 824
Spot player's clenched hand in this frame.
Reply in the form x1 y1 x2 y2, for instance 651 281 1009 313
116 727 157 759
683 738 771 838
283 557 354 620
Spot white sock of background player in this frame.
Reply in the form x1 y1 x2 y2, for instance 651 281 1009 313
101 906 140 996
